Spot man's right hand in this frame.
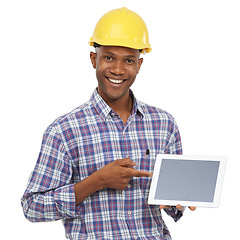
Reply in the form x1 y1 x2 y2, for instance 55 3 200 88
95 158 153 190
74 158 152 206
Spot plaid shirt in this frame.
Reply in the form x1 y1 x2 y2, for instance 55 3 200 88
21 89 183 239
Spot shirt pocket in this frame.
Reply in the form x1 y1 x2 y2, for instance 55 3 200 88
131 148 158 173
130 149 159 202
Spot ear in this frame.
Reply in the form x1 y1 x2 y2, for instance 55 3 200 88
137 58 143 74
90 51 97 69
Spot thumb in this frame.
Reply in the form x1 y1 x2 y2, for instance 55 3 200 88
116 158 136 167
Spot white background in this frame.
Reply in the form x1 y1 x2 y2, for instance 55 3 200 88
1 0 239 239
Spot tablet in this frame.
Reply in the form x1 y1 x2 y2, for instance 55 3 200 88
148 154 227 208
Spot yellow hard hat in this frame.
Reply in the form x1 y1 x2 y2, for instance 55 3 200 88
89 7 152 53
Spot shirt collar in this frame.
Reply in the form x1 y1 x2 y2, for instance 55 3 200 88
91 88 144 122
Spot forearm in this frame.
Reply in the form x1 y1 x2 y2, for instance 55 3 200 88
74 171 104 206
21 184 76 222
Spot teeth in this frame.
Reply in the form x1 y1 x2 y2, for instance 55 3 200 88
108 78 124 84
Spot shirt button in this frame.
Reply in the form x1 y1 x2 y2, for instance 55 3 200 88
133 236 138 239
127 183 131 188
128 211 131 215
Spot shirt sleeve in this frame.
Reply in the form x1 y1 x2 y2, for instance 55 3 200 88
163 117 184 222
163 206 185 222
21 125 78 222
164 117 182 155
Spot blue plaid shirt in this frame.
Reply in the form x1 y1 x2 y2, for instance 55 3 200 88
21 89 183 239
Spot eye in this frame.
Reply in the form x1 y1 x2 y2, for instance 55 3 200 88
126 59 135 63
104 56 113 61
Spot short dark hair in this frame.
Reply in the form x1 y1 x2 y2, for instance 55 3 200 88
93 42 142 53
93 42 101 48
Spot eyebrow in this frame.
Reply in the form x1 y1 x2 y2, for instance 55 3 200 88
125 55 136 58
105 51 114 55
104 51 137 58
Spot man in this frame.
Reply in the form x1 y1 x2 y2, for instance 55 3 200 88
21 7 195 239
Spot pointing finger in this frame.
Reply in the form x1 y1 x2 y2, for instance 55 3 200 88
126 168 153 178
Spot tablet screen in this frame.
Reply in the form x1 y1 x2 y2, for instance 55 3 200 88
155 159 219 202
148 154 227 207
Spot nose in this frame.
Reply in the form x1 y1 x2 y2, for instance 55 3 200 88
110 61 125 75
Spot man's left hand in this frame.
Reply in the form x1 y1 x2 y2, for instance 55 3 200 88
160 204 196 211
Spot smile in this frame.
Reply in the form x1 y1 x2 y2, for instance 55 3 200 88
107 77 125 84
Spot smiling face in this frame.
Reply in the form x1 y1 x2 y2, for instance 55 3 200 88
90 45 143 105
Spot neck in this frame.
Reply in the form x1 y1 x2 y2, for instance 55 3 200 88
98 89 133 125
107 93 133 116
